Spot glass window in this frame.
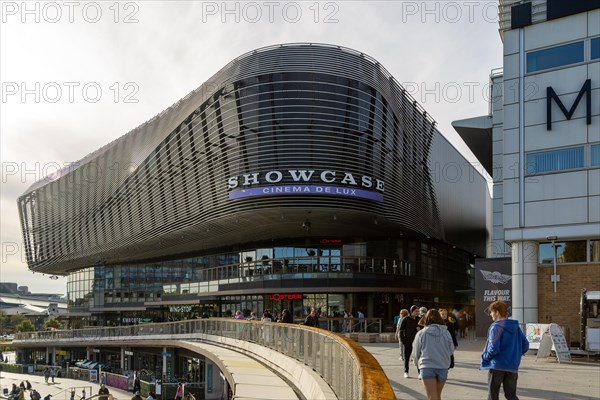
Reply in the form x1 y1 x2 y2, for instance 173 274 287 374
592 37 600 60
592 144 600 167
526 147 584 174
539 241 587 264
591 240 600 262
527 41 584 72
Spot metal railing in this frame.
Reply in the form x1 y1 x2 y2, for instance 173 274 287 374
14 319 393 400
163 256 412 296
295 317 383 333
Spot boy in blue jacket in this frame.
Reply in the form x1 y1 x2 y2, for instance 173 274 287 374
481 301 529 400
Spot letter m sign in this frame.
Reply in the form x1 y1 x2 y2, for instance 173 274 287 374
547 79 591 131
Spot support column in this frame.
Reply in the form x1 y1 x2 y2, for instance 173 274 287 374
120 348 125 370
162 347 167 379
204 361 222 400
512 241 538 326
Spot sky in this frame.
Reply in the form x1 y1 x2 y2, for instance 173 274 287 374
0 1 503 294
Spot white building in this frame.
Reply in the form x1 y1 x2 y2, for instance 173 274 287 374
454 1 600 344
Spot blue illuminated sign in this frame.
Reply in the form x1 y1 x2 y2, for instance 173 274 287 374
228 185 383 202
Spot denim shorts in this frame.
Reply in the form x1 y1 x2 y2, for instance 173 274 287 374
420 368 449 382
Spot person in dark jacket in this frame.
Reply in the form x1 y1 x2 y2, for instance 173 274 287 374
279 309 293 323
304 308 319 327
97 384 109 400
132 372 141 394
480 301 529 400
440 309 458 368
399 305 420 378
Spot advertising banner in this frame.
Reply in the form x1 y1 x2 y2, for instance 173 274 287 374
475 258 512 337
526 323 551 349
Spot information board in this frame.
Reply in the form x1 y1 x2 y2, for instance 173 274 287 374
532 323 571 363
536 334 553 359
549 323 571 362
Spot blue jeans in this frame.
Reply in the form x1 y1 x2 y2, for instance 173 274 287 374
487 369 519 400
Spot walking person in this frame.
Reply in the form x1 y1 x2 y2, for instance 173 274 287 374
439 308 459 368
133 372 141 394
394 309 409 361
357 310 365 331
174 382 183 400
98 384 110 400
481 301 529 400
131 392 143 400
412 309 455 400
399 305 420 378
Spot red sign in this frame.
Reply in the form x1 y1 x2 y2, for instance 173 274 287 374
269 293 303 301
319 238 342 244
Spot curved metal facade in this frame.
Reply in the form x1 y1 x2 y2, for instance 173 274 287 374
19 43 443 274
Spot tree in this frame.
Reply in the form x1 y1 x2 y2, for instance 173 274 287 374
1 314 26 334
44 317 62 330
15 320 35 332
0 310 6 332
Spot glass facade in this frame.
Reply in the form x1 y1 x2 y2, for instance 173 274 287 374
67 238 473 324
527 41 584 72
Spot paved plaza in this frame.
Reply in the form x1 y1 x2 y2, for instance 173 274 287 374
364 337 600 400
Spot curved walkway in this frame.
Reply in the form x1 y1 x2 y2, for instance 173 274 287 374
11 320 395 399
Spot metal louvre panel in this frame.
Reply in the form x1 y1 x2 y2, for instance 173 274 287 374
18 43 443 274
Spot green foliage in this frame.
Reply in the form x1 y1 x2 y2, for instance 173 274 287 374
0 312 32 334
15 319 35 332
44 317 62 330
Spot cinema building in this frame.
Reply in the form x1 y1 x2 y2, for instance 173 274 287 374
18 43 490 327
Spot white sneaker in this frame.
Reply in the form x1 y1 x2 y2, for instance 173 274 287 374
418 375 422 380
403 372 409 378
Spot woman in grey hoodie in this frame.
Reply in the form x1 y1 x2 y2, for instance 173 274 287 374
412 309 455 400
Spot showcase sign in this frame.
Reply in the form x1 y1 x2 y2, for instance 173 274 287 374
227 169 384 202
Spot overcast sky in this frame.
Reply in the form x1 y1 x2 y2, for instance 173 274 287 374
0 1 503 294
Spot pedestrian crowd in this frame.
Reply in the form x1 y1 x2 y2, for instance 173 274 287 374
6 377 100 400
227 307 368 332
395 301 528 400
